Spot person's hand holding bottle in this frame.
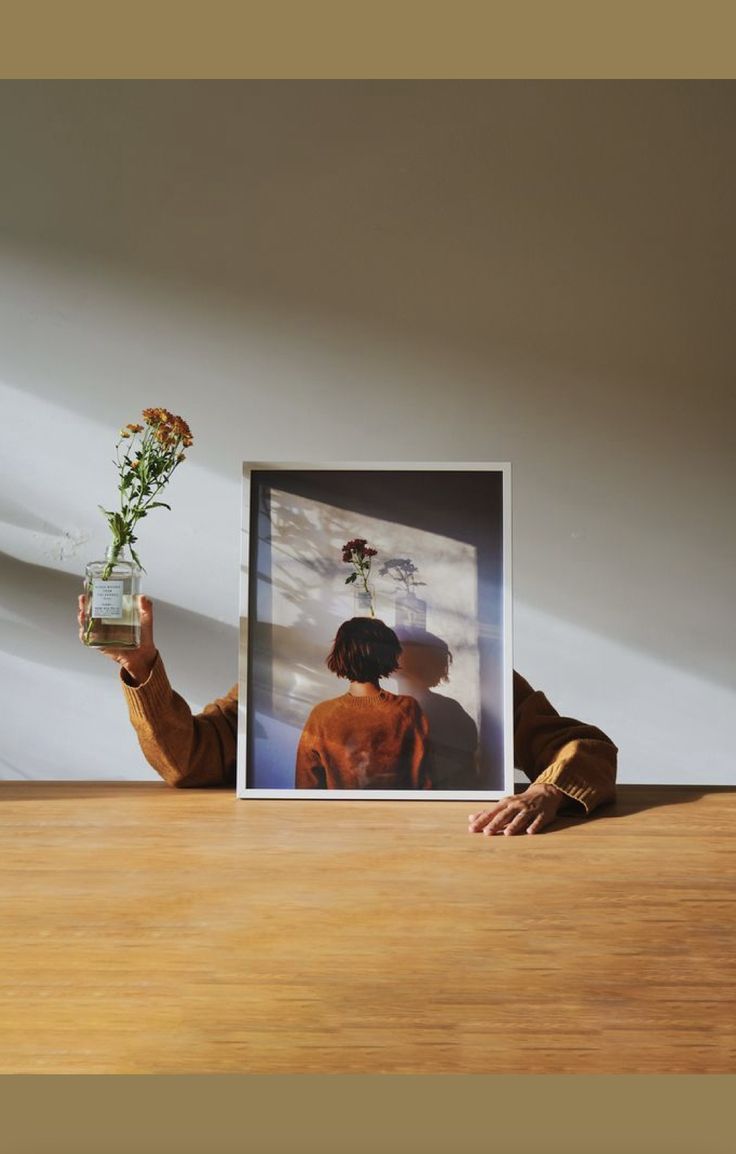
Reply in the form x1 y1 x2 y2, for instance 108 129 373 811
78 594 158 687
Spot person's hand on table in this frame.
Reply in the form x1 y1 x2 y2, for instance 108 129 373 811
77 594 158 687
468 781 567 836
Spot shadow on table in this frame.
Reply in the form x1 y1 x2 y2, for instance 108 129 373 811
0 781 186 802
5 785 731 820
543 785 726 832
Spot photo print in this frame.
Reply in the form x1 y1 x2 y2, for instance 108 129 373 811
237 463 512 800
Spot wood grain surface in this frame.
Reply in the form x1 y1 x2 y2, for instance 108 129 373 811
1 782 733 1073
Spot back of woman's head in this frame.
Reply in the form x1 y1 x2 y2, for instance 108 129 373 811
326 617 403 683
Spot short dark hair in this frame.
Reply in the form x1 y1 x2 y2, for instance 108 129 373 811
326 618 402 683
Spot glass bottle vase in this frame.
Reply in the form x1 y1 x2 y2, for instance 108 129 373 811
353 585 376 618
83 545 141 648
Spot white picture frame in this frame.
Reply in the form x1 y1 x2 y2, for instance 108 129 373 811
237 462 513 801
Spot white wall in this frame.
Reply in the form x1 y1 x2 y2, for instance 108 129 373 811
1 80 733 784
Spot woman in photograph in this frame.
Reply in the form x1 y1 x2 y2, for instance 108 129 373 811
295 617 431 790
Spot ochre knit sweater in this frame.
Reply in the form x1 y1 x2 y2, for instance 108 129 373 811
121 656 617 812
295 691 431 790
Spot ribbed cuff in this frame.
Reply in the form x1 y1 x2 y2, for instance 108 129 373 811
534 742 616 815
121 652 174 723
535 765 597 813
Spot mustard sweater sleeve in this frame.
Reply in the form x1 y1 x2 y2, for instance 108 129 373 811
121 652 238 788
512 672 617 814
121 658 616 805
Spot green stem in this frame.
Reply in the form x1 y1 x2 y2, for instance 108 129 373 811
83 590 94 644
124 427 150 528
84 540 122 644
101 540 122 581
124 427 182 529
356 556 375 617
115 425 175 563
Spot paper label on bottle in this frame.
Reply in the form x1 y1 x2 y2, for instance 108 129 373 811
91 580 124 619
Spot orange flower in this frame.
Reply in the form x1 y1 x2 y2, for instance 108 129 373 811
171 415 194 446
100 409 193 573
139 406 193 446
142 406 174 427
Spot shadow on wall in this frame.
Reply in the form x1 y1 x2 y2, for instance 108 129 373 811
394 626 480 791
0 82 733 696
0 549 238 704
1 82 735 784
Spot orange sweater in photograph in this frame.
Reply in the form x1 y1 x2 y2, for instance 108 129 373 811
295 691 431 790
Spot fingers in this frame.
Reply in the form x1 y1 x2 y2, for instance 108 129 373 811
503 807 537 835
468 795 552 836
486 803 532 835
77 595 153 627
77 594 154 664
468 797 508 830
468 796 515 834
138 596 154 646
526 812 547 835
77 594 87 641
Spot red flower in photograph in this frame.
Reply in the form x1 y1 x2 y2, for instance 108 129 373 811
341 537 378 616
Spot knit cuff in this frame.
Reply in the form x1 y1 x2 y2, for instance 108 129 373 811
120 652 174 723
534 765 596 812
534 746 616 815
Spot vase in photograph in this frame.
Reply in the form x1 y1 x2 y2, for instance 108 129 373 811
353 586 376 618
394 591 427 630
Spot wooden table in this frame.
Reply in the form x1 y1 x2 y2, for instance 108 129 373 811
2 782 734 1073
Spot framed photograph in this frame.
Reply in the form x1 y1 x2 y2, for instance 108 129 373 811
237 463 513 800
